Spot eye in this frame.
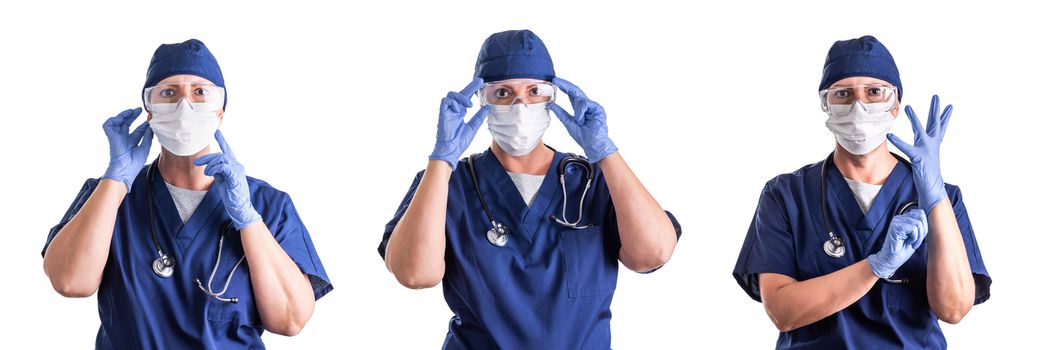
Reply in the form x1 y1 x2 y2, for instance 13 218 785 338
867 87 883 96
159 88 177 98
530 86 542 96
493 88 510 98
194 87 211 96
833 90 850 98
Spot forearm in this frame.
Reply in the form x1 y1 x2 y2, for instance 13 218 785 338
240 222 315 336
925 198 975 323
598 153 676 272
42 179 125 297
384 160 450 288
760 261 879 332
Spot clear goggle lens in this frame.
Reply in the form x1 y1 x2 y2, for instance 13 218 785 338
144 83 225 112
820 84 897 115
479 80 556 107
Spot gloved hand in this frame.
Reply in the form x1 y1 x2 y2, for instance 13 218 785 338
548 77 618 163
887 95 951 213
194 130 262 230
102 108 154 192
867 209 928 278
429 77 490 169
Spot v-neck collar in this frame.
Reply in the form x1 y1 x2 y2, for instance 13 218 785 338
149 163 224 257
474 147 563 242
825 155 910 235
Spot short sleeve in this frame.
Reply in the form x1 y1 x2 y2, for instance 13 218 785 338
378 171 425 260
42 179 100 257
946 185 992 305
265 192 334 300
732 180 798 302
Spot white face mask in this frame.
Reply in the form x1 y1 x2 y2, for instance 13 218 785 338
486 102 551 156
148 99 221 156
825 101 895 155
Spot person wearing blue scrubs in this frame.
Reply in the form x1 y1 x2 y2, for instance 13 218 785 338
733 35 991 349
42 39 332 349
379 29 681 349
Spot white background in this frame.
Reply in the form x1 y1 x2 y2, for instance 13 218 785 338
2 1 1033 348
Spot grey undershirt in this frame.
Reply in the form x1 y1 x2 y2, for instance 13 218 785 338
164 182 208 223
843 177 882 214
506 172 546 207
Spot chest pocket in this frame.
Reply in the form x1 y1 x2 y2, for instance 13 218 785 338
560 227 618 298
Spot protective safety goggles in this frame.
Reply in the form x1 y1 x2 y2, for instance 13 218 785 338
478 80 556 107
819 84 897 115
143 83 225 112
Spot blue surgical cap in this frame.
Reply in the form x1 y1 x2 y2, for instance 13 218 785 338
819 35 902 101
474 30 555 83
142 39 226 108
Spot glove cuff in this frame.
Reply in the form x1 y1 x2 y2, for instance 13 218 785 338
232 208 263 230
428 155 458 170
866 254 895 279
102 164 133 192
586 138 618 164
923 187 948 213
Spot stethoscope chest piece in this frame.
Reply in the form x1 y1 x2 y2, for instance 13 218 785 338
152 255 175 278
823 236 845 258
486 222 509 247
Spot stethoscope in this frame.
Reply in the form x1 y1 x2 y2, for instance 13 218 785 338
820 152 916 283
146 161 244 303
467 153 594 247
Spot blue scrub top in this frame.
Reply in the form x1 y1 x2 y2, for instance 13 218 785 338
379 148 681 350
42 164 333 350
733 157 991 349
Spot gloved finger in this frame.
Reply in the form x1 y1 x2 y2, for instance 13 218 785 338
906 228 921 248
442 96 466 115
214 130 235 160
128 122 150 144
938 104 953 139
911 227 927 250
138 127 154 151
193 153 225 167
889 222 909 241
448 91 473 109
203 163 230 178
116 108 143 126
903 105 924 139
465 105 490 130
549 103 576 127
903 105 926 144
926 95 941 136
103 108 142 133
586 101 606 121
573 98 589 124
886 134 918 160
458 77 484 99
551 77 586 99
